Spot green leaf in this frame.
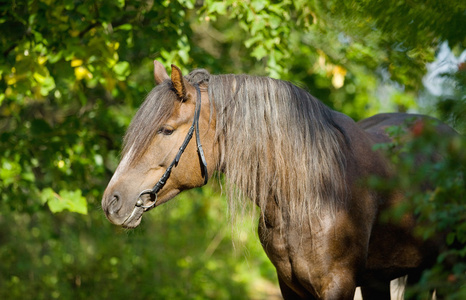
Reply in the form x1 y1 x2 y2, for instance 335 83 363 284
116 24 132 31
209 2 227 15
0 158 22 185
113 61 131 78
251 0 267 11
244 34 263 48
41 188 88 215
251 45 267 60
447 232 456 245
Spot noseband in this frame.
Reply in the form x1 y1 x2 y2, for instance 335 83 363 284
135 84 208 209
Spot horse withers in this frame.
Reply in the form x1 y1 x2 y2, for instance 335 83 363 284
102 61 456 299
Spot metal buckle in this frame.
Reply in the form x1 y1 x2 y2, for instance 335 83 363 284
136 189 158 209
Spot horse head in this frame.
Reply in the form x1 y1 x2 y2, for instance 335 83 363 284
102 61 217 228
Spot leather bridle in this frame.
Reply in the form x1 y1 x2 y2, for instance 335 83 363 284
135 84 208 209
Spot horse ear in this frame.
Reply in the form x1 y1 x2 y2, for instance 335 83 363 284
154 60 169 84
171 64 188 100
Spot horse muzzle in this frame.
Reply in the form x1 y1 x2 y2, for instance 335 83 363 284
102 191 144 228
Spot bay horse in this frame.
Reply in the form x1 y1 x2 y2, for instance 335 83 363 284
102 61 456 299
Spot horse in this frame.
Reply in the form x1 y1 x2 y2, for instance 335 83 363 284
102 61 456 299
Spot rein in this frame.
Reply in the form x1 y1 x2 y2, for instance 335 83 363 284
135 84 208 209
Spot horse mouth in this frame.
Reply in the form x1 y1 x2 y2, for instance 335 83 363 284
119 189 181 228
122 207 144 228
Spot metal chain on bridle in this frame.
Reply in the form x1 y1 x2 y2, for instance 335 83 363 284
135 83 208 209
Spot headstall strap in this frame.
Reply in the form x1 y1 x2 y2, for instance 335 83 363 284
135 84 208 209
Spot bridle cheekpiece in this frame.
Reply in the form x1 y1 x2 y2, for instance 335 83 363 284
135 83 208 210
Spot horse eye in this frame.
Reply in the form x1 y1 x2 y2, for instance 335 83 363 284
158 127 174 136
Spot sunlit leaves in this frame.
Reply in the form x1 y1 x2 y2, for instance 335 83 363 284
0 0 196 215
200 0 464 120
201 0 295 77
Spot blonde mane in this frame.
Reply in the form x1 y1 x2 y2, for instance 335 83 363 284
206 72 350 228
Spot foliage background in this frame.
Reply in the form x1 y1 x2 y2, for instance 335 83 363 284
0 0 464 298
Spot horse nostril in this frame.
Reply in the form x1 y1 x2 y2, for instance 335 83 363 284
110 195 118 206
106 192 122 215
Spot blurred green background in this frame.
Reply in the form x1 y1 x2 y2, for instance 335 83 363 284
0 0 465 299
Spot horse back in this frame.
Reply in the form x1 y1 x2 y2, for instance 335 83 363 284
357 112 457 143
